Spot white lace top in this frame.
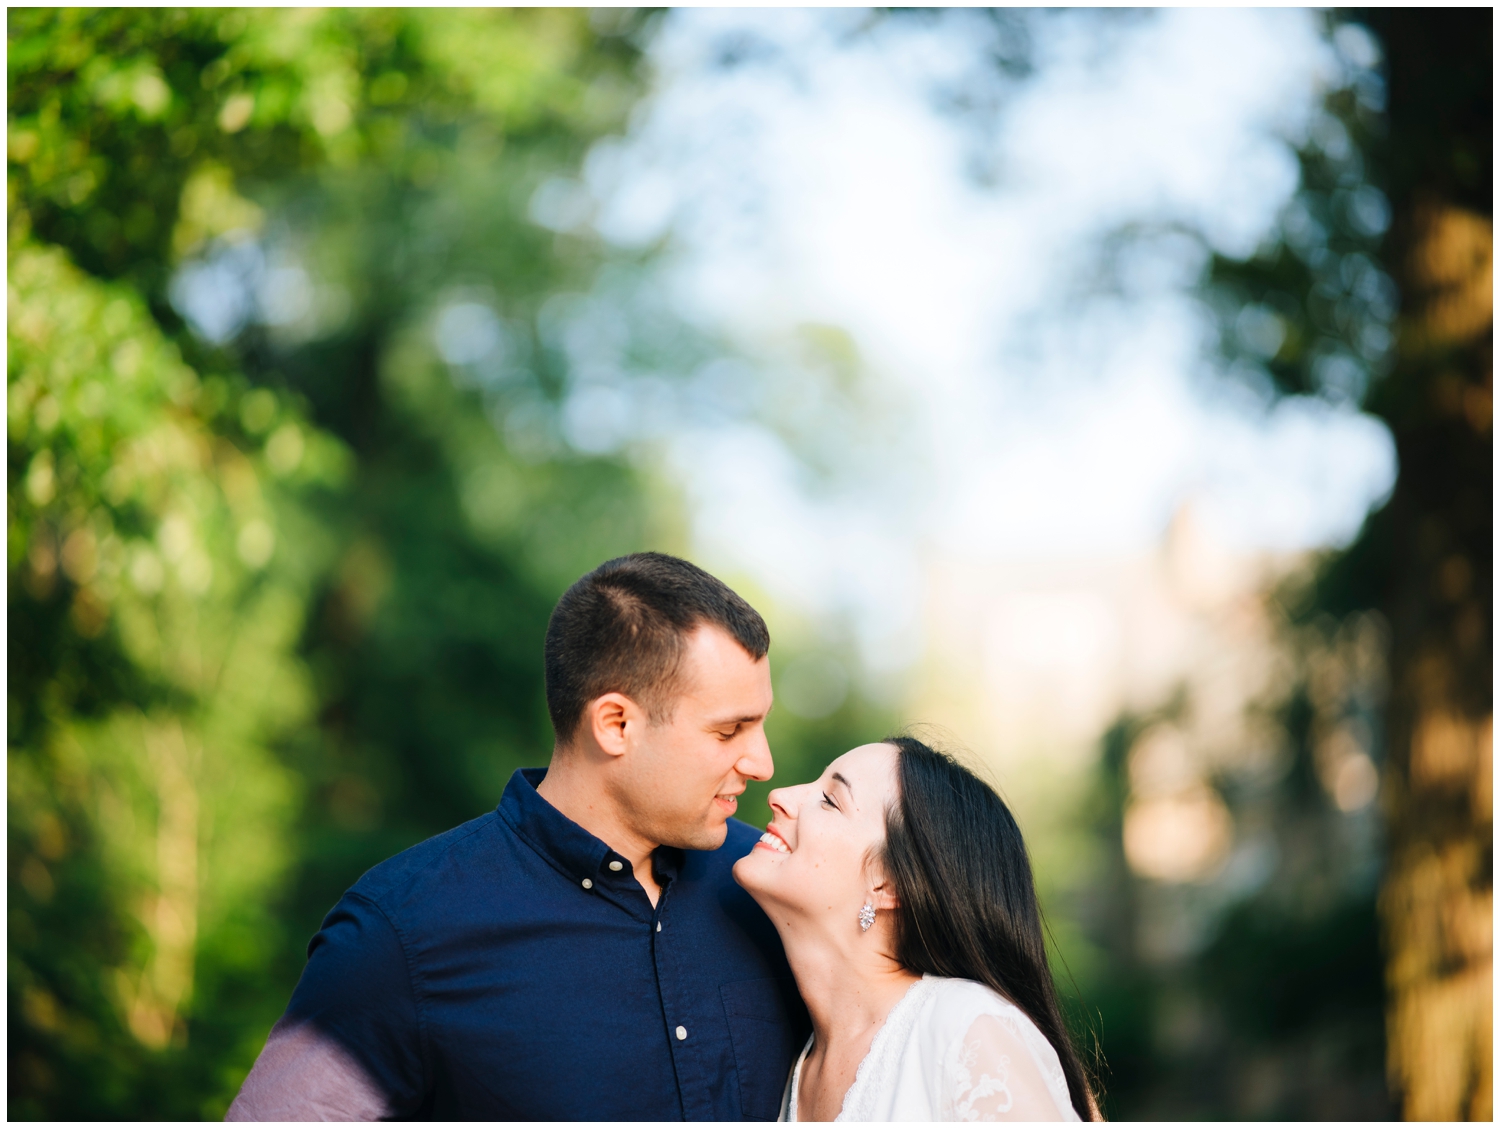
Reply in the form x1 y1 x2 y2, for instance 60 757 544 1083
780 975 1081 1122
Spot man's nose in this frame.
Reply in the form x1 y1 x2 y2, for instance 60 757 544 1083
736 729 774 783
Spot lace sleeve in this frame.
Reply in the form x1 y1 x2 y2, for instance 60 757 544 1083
944 1011 1076 1122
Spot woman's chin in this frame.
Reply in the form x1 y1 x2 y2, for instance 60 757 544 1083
731 849 778 895
730 852 755 887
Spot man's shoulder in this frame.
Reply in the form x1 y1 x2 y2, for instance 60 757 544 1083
349 808 509 909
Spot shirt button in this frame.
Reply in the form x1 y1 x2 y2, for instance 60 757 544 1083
656 922 661 932
581 879 593 890
675 1026 687 1041
609 861 623 872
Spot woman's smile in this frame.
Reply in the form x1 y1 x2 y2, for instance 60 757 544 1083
755 825 792 854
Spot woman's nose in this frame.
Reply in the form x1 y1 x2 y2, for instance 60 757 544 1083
768 787 794 819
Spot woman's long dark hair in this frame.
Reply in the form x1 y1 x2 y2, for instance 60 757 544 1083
879 736 1100 1120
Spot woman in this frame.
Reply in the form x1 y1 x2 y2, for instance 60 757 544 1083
733 737 1099 1122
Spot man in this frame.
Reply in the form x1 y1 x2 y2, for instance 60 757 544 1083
228 553 808 1119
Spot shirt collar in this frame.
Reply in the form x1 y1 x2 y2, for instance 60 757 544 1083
498 767 682 887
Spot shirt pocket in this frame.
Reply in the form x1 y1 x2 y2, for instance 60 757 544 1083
720 978 802 1121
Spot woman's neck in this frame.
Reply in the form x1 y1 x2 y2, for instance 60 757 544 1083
777 914 920 1056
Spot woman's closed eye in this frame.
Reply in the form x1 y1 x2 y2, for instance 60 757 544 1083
821 791 839 811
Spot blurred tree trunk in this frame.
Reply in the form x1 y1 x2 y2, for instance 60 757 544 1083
1364 9 1492 1120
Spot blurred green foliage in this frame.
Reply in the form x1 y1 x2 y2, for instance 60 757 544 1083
1202 70 1397 409
9 8 647 1118
9 233 337 1118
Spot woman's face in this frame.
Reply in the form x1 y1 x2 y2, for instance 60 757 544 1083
733 742 900 924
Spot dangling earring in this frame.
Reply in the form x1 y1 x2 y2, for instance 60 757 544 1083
858 900 876 932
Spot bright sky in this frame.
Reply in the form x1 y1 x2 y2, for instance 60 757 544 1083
586 10 1398 670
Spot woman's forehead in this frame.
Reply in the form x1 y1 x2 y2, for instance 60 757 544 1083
823 743 898 788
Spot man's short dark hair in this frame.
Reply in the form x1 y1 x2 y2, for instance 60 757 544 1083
544 552 771 747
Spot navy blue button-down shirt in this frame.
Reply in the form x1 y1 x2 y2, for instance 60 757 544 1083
238 768 808 1120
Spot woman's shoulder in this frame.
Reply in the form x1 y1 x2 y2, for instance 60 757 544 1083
919 976 1063 1057
912 976 1079 1120
903 976 1045 1063
917 975 1026 1025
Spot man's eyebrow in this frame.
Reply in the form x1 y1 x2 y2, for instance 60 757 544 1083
830 771 855 802
707 712 765 727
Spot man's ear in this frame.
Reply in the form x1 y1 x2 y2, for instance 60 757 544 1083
587 692 639 758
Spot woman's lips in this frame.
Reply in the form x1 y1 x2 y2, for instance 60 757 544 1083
756 826 791 854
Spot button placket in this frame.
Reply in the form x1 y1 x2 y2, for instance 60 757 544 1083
652 883 710 1119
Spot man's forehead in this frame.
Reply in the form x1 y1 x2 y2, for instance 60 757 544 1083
675 628 771 712
682 620 761 657
677 624 767 679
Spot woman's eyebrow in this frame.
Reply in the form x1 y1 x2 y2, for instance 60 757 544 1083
830 771 855 803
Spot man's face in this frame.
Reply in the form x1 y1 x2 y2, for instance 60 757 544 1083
616 624 774 851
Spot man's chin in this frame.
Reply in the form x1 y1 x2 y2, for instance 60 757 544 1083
666 819 730 853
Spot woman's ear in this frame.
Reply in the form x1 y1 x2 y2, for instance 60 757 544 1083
867 866 901 913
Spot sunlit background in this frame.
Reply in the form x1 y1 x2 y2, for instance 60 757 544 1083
9 8 1491 1121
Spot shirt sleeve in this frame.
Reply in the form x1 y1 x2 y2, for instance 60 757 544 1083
226 891 427 1121
943 1010 1077 1122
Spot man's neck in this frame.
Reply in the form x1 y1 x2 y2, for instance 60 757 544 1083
535 750 662 906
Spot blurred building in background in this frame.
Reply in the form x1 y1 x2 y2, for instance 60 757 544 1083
918 503 1297 778
8 7 1489 1121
